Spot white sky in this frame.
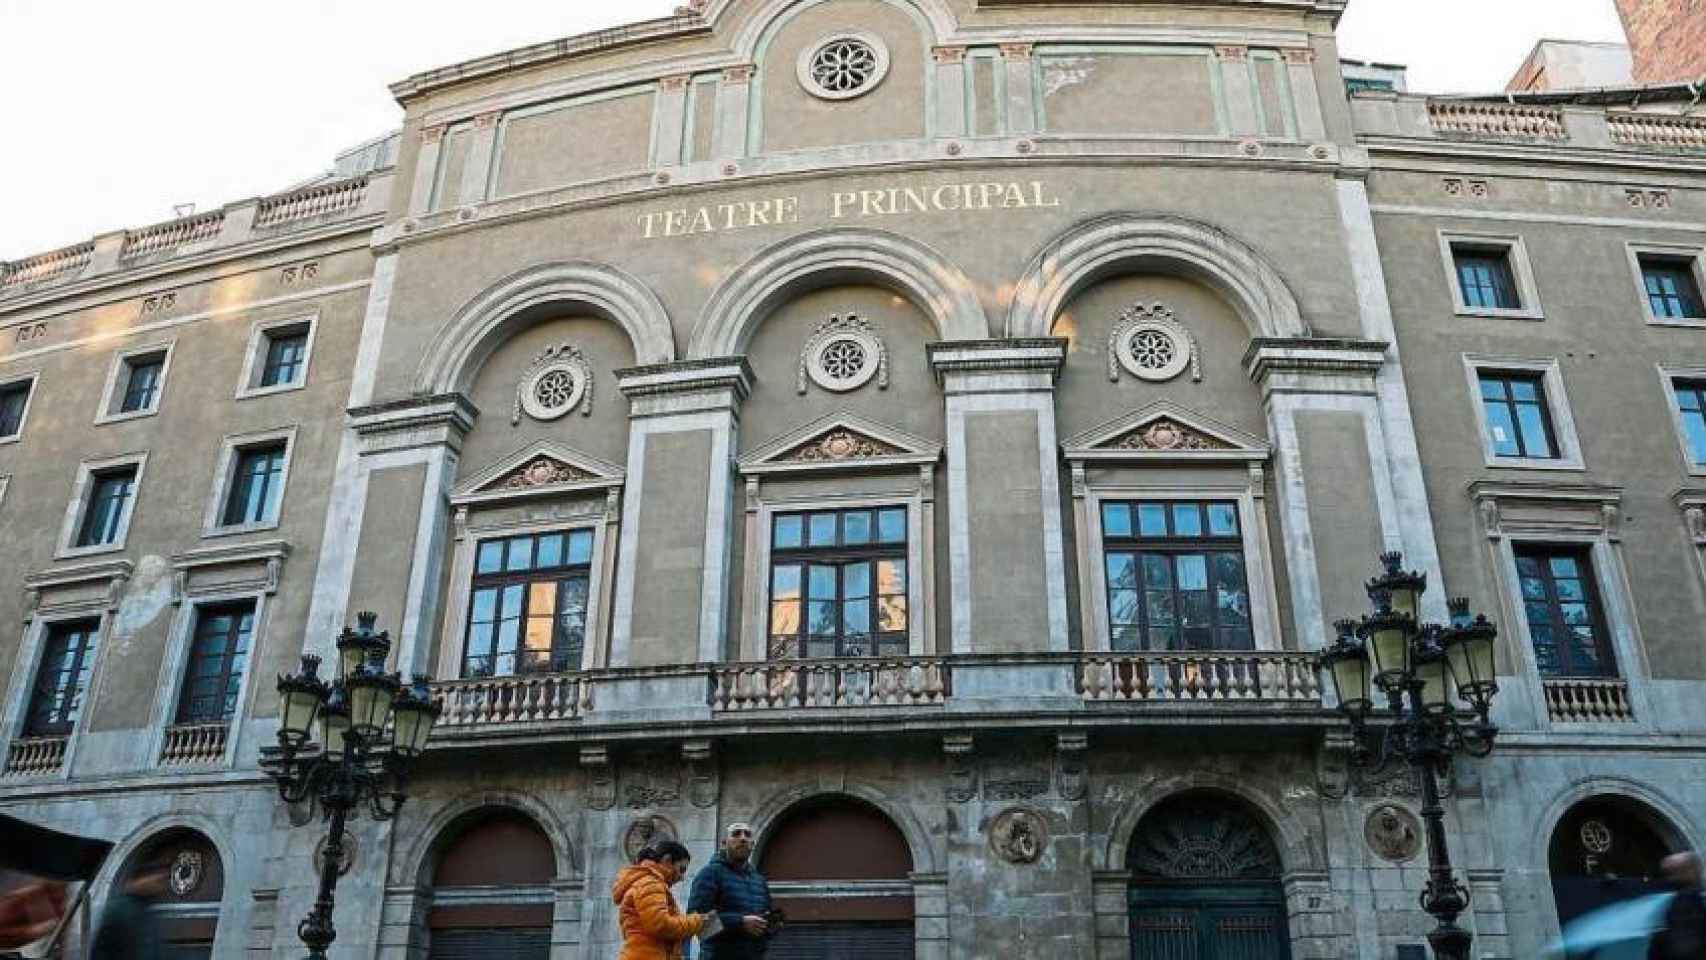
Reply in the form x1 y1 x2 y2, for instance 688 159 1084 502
0 0 1627 262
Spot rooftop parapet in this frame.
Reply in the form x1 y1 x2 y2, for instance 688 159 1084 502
1350 89 1706 155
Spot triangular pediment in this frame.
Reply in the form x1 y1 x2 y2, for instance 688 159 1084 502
1064 402 1269 461
453 440 624 505
741 413 941 474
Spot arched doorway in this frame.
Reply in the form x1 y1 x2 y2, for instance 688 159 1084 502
760 796 916 959
1548 795 1681 928
1126 792 1290 960
426 808 556 959
114 828 224 958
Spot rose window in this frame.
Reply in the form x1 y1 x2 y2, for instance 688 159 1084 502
820 339 867 380
533 369 577 410
1129 330 1176 371
799 34 891 101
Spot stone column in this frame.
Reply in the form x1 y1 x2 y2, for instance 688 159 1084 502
407 124 447 218
713 66 753 160
455 110 503 206
1282 48 1328 141
928 340 1068 654
1000 44 1038 135
651 75 692 168
1091 870 1131 959
933 46 969 138
1216 45 1260 136
610 359 752 667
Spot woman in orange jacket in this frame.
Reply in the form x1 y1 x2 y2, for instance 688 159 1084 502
613 841 708 960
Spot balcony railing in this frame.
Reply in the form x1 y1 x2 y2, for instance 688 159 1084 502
159 722 229 766
1077 651 1322 704
1427 101 1566 141
710 658 950 711
433 673 590 728
1608 112 1706 150
1544 678 1636 724
3 736 67 777
120 210 226 261
253 176 370 230
0 242 94 293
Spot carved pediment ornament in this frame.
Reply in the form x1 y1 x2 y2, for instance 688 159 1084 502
1109 302 1201 384
492 457 596 490
782 428 903 463
1104 418 1233 452
799 313 888 394
513 342 594 425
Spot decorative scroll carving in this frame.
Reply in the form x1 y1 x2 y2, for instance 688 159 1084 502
622 758 683 809
1686 505 1706 544
683 740 719 809
490 457 595 490
1478 498 1502 539
513 342 593 425
280 262 320 286
1102 418 1232 452
1109 302 1200 384
1365 803 1422 862
984 756 1050 801
989 808 1048 864
781 428 903 463
1129 797 1282 880
798 313 887 394
581 747 616 811
1352 763 1419 800
1056 733 1087 802
944 734 976 803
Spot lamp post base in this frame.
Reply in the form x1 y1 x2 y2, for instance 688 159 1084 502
1427 919 1472 960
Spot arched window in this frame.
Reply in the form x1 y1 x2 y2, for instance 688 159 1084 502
427 809 556 960
1548 796 1682 928
1127 792 1290 959
109 829 224 959
761 796 916 959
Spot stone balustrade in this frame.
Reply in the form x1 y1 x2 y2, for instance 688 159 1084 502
710 657 951 710
0 241 93 292
253 175 370 230
1608 112 1706 150
3 735 68 777
1077 651 1322 704
120 210 227 261
433 673 590 728
159 722 229 766
1427 101 1566 141
1543 678 1636 724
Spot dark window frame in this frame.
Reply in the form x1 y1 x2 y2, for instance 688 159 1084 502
257 326 310 389
768 507 909 660
462 530 596 678
1452 244 1523 311
1640 255 1706 321
176 602 256 725
23 619 101 737
1514 544 1618 679
76 465 139 548
220 443 288 527
0 378 32 439
117 352 167 414
1478 371 1560 460
1100 500 1254 653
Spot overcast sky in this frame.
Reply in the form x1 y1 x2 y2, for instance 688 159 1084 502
0 0 1627 262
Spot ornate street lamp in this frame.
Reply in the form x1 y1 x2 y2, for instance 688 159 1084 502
1317 553 1500 960
262 613 441 960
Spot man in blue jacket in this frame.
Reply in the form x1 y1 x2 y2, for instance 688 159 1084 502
688 822 773 959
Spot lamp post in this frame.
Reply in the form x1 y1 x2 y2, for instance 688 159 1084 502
1317 553 1500 960
263 613 441 960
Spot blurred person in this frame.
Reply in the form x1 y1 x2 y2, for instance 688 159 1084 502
0 881 66 949
688 822 775 960
614 840 708 960
1650 851 1706 960
89 855 170 960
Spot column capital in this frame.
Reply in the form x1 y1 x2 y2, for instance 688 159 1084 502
616 357 753 417
1214 44 1250 62
932 45 967 64
348 392 479 456
722 64 754 83
927 338 1066 392
1242 337 1388 394
999 42 1034 61
1281 47 1316 65
420 123 448 144
473 109 503 128
660 74 692 91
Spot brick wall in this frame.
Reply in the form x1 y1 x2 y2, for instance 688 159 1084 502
1614 0 1706 84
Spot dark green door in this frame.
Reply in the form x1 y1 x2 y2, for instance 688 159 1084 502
1129 887 1291 960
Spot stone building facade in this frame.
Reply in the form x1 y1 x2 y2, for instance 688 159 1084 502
1614 0 1706 85
2 1 1706 958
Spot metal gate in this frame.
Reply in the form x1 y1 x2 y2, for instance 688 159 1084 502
428 927 552 959
765 920 916 959
1129 887 1291 960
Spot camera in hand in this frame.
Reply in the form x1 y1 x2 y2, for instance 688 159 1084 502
763 908 786 930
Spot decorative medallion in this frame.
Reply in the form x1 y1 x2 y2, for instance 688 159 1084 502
1364 803 1422 863
781 428 903 463
1109 302 1201 384
799 313 888 394
313 833 357 877
513 342 594 425
1105 418 1232 452
168 850 204 897
989 807 1049 865
493 456 595 490
623 815 679 863
1580 819 1614 855
798 33 890 101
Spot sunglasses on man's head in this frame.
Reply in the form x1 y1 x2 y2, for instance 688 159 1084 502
729 829 753 838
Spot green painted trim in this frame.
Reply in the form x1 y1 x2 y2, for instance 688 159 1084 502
428 121 474 213
682 75 719 165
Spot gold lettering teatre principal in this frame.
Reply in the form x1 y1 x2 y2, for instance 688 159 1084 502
636 180 1062 239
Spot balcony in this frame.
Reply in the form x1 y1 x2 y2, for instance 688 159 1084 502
1078 651 1322 704
2 736 67 778
159 722 229 766
710 658 950 711
1351 92 1706 156
1543 678 1636 724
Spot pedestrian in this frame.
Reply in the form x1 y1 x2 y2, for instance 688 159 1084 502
0 880 65 949
614 840 708 960
90 854 170 960
1650 851 1706 960
687 822 774 959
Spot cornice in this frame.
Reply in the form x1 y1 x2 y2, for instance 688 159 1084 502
1360 136 1706 178
615 357 754 401
927 338 1067 382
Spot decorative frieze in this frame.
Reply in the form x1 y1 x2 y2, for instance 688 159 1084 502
1101 418 1232 452
1625 187 1671 209
280 261 321 286
1443 178 1490 199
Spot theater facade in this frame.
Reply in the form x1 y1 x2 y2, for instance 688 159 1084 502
3 0 1706 957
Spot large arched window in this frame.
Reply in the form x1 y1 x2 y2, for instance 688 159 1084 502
427 809 556 960
1127 792 1290 959
761 796 916 959
112 829 224 959
1548 795 1682 928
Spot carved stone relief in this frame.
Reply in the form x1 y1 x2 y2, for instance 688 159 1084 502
491 457 595 490
168 850 205 896
1109 302 1201 384
513 343 594 425
622 758 683 809
313 832 357 876
683 740 719 809
582 747 616 811
984 755 1051 801
944 734 977 803
781 428 902 463
1364 803 1422 863
1103 418 1231 452
799 313 887 394
1056 733 1088 802
988 807 1049 865
623 815 679 862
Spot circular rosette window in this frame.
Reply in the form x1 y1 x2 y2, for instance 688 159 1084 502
1112 309 1195 383
798 33 890 101
807 330 882 392
518 353 591 423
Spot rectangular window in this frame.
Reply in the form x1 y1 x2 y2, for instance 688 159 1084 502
259 330 308 388
769 507 909 659
118 354 166 413
1101 500 1252 652
1641 257 1705 320
1478 372 1558 459
1515 546 1616 679
1674 380 1706 465
177 602 256 724
464 530 595 677
23 621 100 736
221 444 288 527
0 381 30 438
76 466 137 547
1453 247 1521 310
